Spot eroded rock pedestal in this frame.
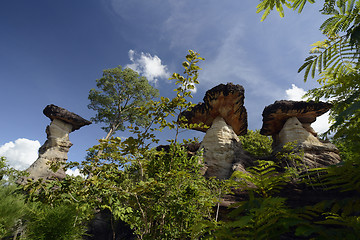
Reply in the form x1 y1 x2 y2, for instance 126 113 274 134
260 100 341 168
200 117 252 179
181 83 253 179
18 104 91 184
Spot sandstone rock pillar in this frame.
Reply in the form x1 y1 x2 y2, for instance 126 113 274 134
17 104 91 184
200 117 251 179
180 83 253 179
260 100 341 168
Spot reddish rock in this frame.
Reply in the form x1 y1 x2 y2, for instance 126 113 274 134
180 83 247 136
260 100 332 136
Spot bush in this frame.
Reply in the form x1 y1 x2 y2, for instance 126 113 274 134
0 184 27 239
26 203 86 240
239 130 273 157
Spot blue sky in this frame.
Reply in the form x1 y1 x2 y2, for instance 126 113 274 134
0 0 329 172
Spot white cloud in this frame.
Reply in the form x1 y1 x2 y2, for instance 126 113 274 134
285 84 306 101
66 168 85 178
285 84 330 134
126 50 170 84
312 112 331 134
0 138 40 170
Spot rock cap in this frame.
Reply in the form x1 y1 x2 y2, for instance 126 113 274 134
260 100 332 136
180 83 247 135
43 104 92 131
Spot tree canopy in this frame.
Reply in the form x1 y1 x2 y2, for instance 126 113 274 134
88 66 159 140
258 0 360 148
4 2 360 239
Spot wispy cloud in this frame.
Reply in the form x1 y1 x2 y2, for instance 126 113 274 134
126 50 170 84
199 22 284 100
103 0 328 132
0 138 40 170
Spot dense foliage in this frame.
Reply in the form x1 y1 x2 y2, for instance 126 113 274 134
258 0 360 145
239 130 273 157
88 66 159 140
20 50 223 240
1 2 360 237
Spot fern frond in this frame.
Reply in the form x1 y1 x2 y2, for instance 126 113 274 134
292 0 315 13
257 0 305 21
219 197 297 239
316 160 360 192
299 37 358 81
231 161 288 198
311 57 318 78
320 0 338 14
320 0 360 38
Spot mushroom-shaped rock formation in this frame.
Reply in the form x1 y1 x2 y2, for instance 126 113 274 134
260 100 332 139
43 104 92 131
180 83 252 179
260 100 340 168
278 117 323 146
180 83 247 136
200 116 253 179
18 105 91 184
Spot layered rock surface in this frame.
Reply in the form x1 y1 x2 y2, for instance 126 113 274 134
200 117 252 179
179 83 252 179
260 100 332 138
278 117 322 146
260 101 341 168
18 105 91 183
180 83 247 135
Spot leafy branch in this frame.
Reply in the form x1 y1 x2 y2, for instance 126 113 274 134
256 0 315 22
298 37 358 82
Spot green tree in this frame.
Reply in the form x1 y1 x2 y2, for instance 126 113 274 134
82 51 218 239
0 157 27 239
24 51 220 240
239 130 273 157
25 203 86 240
0 184 27 239
257 0 360 146
88 66 159 140
298 0 360 141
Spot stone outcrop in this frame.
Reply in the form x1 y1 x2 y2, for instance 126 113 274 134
278 117 323 146
300 142 341 168
18 105 91 184
180 83 247 135
180 83 252 179
260 100 340 168
260 100 332 140
200 117 252 179
43 104 92 131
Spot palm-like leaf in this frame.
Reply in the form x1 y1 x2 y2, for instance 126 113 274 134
298 37 359 81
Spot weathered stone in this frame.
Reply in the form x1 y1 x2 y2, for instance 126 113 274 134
180 83 247 135
301 142 341 168
278 117 322 146
260 100 332 137
43 104 92 131
260 100 340 168
17 105 91 184
200 117 252 179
